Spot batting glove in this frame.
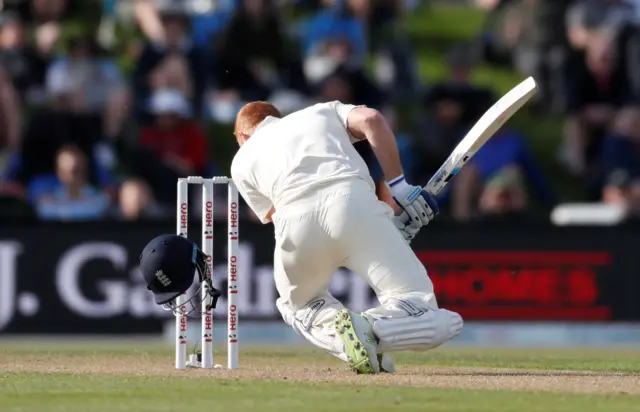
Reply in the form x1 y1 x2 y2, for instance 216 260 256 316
386 175 439 227
393 215 420 244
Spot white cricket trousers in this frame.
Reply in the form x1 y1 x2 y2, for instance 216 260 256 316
272 180 461 359
272 179 436 312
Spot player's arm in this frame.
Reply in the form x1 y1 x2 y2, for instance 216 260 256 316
345 107 403 180
341 105 439 228
235 182 274 224
231 164 274 224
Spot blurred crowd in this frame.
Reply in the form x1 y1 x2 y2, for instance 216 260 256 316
0 0 639 224
475 0 640 223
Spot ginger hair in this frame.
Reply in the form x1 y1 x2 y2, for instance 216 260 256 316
234 101 282 138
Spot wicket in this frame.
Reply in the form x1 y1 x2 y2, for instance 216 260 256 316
176 176 239 369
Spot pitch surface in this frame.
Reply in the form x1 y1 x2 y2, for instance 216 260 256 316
1 342 639 411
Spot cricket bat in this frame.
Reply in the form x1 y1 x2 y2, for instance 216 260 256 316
425 76 538 195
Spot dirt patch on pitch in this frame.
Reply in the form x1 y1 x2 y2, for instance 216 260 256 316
3 353 639 396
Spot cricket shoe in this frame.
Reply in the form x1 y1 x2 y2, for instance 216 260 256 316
378 353 396 373
335 309 380 374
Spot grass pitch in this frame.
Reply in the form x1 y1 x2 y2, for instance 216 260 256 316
1 342 639 412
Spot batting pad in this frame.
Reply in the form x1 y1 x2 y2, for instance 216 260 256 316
276 295 348 362
364 295 463 352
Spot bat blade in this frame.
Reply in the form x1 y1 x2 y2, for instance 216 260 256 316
425 77 538 195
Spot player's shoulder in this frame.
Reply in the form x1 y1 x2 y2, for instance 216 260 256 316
286 101 340 116
230 130 266 178
230 142 253 178
230 150 246 182
284 101 351 124
308 101 346 113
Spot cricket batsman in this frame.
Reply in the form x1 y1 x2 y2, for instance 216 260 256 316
139 100 462 374
229 101 463 374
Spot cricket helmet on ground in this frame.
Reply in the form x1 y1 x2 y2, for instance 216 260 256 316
139 234 221 315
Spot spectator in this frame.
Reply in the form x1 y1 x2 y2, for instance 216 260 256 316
301 0 367 60
11 34 120 192
268 89 310 116
566 1 640 97
357 0 421 100
477 167 530 222
565 0 637 52
625 182 640 220
558 1 640 182
4 0 71 56
97 0 117 49
0 65 24 215
46 34 129 139
190 0 235 49
132 89 208 204
316 64 382 111
602 169 632 207
298 0 396 105
601 172 640 222
475 0 506 10
118 178 168 220
317 68 353 103
451 128 554 221
301 0 373 97
0 65 20 159
562 32 638 179
599 109 640 202
133 10 206 121
418 46 494 177
495 0 573 112
381 107 417 182
131 0 234 46
0 11 49 101
304 37 354 84
34 145 111 221
132 0 167 44
474 0 516 66
212 0 306 103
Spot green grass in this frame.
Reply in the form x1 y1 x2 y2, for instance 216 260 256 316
1 373 637 412
0 344 639 412
396 347 640 372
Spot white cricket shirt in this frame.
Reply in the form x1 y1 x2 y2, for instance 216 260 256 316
230 101 375 223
